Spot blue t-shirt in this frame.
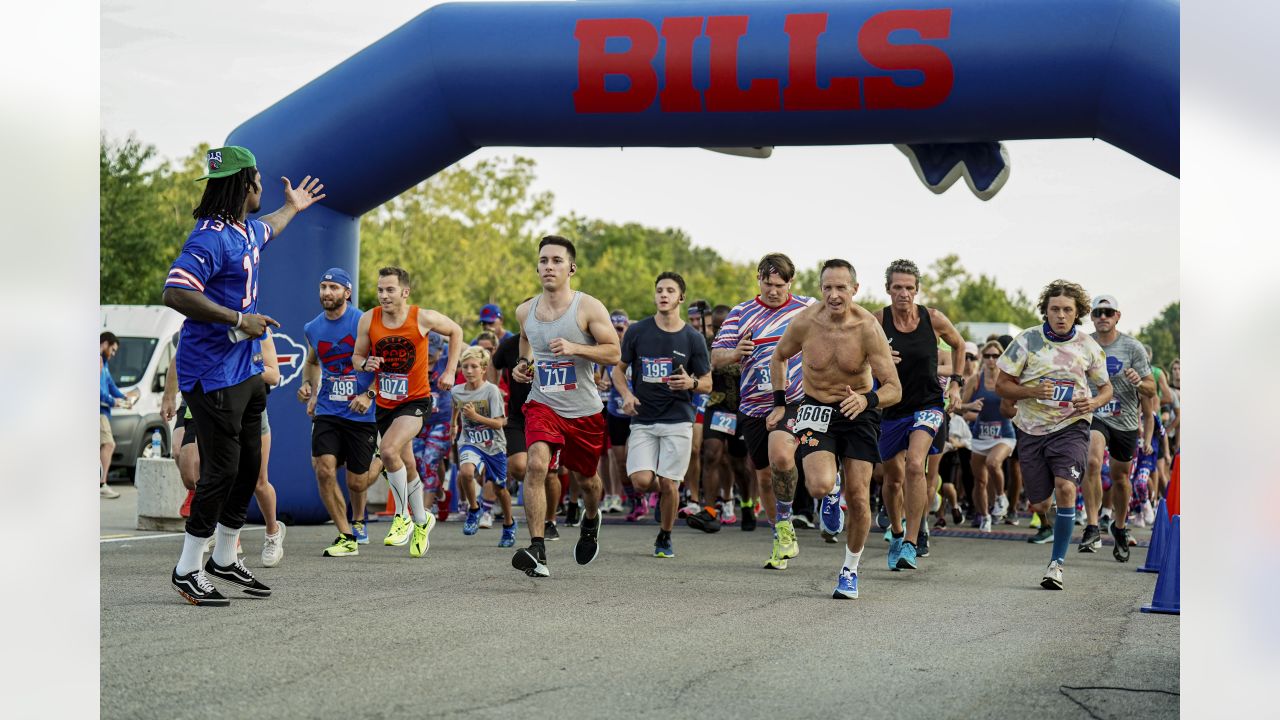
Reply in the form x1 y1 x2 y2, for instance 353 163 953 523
619 317 712 425
303 304 375 423
164 217 272 392
426 350 452 425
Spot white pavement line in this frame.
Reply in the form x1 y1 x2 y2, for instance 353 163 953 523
100 527 267 544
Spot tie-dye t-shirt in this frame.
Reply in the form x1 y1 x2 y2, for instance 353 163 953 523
996 325 1110 436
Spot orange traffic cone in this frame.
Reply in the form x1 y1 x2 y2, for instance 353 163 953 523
376 489 396 517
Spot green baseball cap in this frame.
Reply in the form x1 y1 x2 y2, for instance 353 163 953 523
196 146 256 181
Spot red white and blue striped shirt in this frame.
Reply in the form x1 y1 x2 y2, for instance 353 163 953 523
711 294 814 417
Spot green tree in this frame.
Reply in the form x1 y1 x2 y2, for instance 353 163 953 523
1137 302 1180 370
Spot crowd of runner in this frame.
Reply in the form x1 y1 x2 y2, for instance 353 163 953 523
151 146 1181 606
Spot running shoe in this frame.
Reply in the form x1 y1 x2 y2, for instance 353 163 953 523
566 502 583 528
544 521 560 541
832 567 859 599
896 541 918 570
352 521 369 545
740 502 757 532
686 508 721 533
100 483 121 499
970 513 983 529
933 516 947 530
384 514 413 546
678 501 700 519
1029 513 1042 530
654 535 675 558
261 523 286 568
993 494 1010 519
1003 514 1020 526
626 496 649 522
950 505 963 526
323 535 358 557
886 536 902 569
916 528 930 558
792 514 815 530
478 511 494 529
607 495 625 514
463 508 480 536
436 491 452 523
883 527 893 542
763 539 789 570
1099 513 1113 533
499 521 518 548
720 501 737 526
1040 560 1064 590
1111 524 1131 562
819 491 844 539
179 489 193 517
1078 525 1101 553
409 515 436 558
574 513 601 565
776 520 799 560
1074 510 1086 527
171 568 229 607
204 557 271 597
1028 526 1054 544
1141 500 1156 526
979 515 992 533
876 506 890 531
512 544 549 578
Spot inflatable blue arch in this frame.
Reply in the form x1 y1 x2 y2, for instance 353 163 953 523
231 0 1178 523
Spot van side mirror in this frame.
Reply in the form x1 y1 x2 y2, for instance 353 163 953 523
153 370 167 393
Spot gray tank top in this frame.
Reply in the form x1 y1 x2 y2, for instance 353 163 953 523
525 292 603 419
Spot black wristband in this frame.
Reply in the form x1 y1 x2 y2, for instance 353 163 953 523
773 391 787 407
862 391 879 410
950 373 965 387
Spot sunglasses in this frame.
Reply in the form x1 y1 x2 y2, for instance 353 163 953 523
966 354 977 361
982 353 1001 359
1092 308 1116 318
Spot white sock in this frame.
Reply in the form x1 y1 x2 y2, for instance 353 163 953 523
844 547 862 573
387 466 409 518
407 476 427 524
176 532 207 575
1100 507 1113 520
212 523 241 566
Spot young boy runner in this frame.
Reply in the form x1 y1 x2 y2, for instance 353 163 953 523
452 346 518 547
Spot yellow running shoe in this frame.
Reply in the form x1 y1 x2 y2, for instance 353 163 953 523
409 514 435 557
764 538 789 570
384 514 412 546
323 535 359 557
1029 512 1042 529
776 519 800 559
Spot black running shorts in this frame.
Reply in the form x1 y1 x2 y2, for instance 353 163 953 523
311 414 378 474
789 396 881 465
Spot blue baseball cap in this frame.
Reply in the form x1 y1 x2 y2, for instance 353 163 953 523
479 304 502 323
320 267 353 290
428 331 446 356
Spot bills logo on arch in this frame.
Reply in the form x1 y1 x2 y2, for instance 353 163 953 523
271 332 309 388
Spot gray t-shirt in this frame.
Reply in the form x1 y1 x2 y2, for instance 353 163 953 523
1088 332 1152 431
449 382 507 455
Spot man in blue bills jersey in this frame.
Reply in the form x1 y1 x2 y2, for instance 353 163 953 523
163 145 326 606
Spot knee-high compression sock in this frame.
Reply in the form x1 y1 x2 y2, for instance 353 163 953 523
387 466 409 519
407 476 427 524
1052 508 1076 564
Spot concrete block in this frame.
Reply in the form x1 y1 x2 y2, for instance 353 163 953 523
135 457 186 531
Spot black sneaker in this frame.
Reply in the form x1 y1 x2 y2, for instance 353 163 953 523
876 507 890 531
1111 524 1131 562
916 528 930 557
951 506 963 525
575 513 601 565
686 508 722 533
792 514 815 530
565 503 583 527
1099 514 1112 532
1028 526 1054 544
1078 524 1101 553
544 521 560 541
512 544 549 577
171 568 230 606
204 557 271 597
740 504 757 532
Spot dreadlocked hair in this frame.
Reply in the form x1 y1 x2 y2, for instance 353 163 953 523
192 167 259 223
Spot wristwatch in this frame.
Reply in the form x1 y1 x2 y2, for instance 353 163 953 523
365 388 377 399
950 374 965 387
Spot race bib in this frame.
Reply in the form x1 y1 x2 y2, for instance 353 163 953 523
710 410 738 435
1038 379 1076 408
640 356 674 383
977 421 1003 440
1095 399 1121 417
795 404 833 434
378 373 409 402
912 409 946 433
751 365 773 393
536 360 578 393
465 426 493 446
327 374 357 402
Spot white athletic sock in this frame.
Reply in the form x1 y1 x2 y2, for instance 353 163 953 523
176 532 207 576
212 523 240 566
407 476 427 524
844 547 862 573
387 466 409 518
1100 507 1113 520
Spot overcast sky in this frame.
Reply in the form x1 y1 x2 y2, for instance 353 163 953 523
101 0 1179 329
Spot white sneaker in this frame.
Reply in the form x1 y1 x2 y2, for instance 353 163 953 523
721 502 737 525
262 522 286 567
980 515 993 533
1141 500 1156 525
478 511 494 529
99 484 121 499
994 494 1010 518
1040 560 1064 590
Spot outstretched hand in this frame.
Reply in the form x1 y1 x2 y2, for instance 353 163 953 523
282 175 326 212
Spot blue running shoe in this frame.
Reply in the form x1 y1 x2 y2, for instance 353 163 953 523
819 491 844 539
896 541 918 570
352 521 369 545
499 521 518 548
832 567 859 599
463 508 480 536
654 536 675 558
887 536 903 570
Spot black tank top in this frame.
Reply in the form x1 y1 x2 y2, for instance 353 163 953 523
882 305 942 418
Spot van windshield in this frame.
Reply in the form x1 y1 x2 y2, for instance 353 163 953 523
108 337 158 387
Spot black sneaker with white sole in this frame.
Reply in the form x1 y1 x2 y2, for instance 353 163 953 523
575 513 601 565
512 544 549 577
1078 524 1101 553
172 568 230 607
204 557 272 597
1111 524 1131 562
544 521 561 541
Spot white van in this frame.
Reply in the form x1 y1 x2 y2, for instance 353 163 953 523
100 305 184 478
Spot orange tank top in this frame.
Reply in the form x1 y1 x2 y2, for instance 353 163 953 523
368 305 433 409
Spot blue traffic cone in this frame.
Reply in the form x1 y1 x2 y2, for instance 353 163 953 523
1141 515 1180 615
448 463 460 513
1137 498 1170 573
